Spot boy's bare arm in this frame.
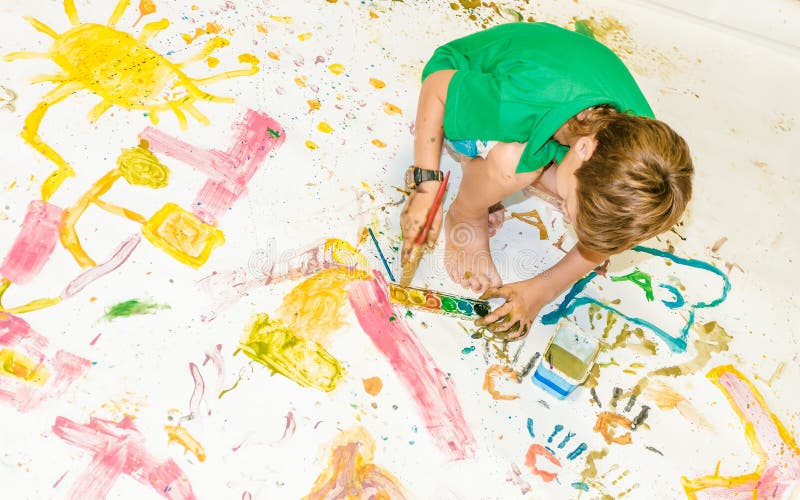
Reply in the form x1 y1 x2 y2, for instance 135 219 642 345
477 243 607 339
400 69 456 261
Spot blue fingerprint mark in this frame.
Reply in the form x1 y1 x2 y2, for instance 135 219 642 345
526 417 535 438
567 443 587 460
571 482 590 491
557 431 575 449
547 424 563 443
659 283 685 309
541 245 731 353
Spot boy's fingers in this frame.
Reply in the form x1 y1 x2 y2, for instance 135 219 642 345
425 208 444 248
504 322 530 340
489 318 520 334
475 302 511 326
479 286 502 300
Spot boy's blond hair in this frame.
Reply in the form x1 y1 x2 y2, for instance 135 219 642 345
567 106 694 255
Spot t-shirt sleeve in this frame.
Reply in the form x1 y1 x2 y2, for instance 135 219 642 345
441 69 503 140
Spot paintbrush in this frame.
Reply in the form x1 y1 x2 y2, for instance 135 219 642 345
399 170 450 287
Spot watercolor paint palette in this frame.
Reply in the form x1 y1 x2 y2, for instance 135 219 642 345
388 283 490 319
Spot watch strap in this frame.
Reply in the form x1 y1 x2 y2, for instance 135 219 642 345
413 167 444 186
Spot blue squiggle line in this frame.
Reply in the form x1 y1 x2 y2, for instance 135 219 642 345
540 246 729 353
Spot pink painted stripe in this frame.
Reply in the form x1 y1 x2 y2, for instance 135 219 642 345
1 200 63 284
348 272 476 461
53 416 196 499
62 234 140 298
138 128 234 183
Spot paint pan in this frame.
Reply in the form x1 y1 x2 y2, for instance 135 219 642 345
532 321 599 399
388 283 490 320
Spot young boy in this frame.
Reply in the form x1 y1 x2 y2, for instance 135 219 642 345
400 22 693 339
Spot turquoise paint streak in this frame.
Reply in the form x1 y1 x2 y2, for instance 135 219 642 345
541 245 730 353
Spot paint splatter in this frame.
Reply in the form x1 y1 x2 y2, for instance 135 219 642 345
102 299 169 321
482 364 520 401
644 379 712 430
1 200 62 285
304 427 406 499
525 444 561 482
383 102 402 115
681 365 800 498
165 425 206 462
508 209 548 240
236 313 344 392
348 272 476 460
62 234 141 298
362 376 382 396
188 363 205 418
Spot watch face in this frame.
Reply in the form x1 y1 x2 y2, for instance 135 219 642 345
405 167 415 188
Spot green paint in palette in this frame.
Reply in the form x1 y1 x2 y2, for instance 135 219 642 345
388 283 490 320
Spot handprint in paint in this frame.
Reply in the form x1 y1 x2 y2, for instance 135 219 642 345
591 386 650 446
523 418 589 491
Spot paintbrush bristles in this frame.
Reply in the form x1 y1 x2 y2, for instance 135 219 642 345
399 245 424 287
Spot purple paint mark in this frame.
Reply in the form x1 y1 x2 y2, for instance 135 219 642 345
280 411 296 442
140 110 286 226
1 200 62 284
348 272 476 461
188 363 205 418
202 344 225 392
313 420 323 430
53 471 68 488
62 234 140 298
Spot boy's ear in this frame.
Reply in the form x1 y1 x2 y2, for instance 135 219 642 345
575 136 598 161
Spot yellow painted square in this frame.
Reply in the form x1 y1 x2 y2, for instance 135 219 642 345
142 203 225 268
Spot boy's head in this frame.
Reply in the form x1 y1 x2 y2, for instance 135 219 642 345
567 106 694 255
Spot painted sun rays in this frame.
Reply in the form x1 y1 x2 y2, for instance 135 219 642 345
4 0 259 201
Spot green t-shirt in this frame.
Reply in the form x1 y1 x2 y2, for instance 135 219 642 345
421 22 655 172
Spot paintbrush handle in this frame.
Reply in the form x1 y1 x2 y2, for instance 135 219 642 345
414 170 450 246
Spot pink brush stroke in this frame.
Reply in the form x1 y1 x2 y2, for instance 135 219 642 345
0 313 90 411
691 367 800 499
348 272 476 461
202 344 225 392
62 234 141 298
188 362 205 418
139 110 285 226
0 200 62 284
52 415 196 500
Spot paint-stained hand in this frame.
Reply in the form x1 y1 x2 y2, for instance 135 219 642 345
400 184 443 263
476 278 548 340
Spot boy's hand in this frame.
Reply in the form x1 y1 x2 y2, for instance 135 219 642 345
475 276 552 340
400 183 443 262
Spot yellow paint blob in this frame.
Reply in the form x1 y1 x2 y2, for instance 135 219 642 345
5 0 258 201
369 77 385 89
256 24 268 34
277 267 368 344
267 51 280 60
362 376 382 396
307 99 321 113
164 425 206 462
206 56 219 68
269 15 293 24
238 314 344 392
305 140 318 150
317 122 333 133
328 63 345 75
141 203 225 268
383 102 402 115
371 139 386 148
295 76 307 87
297 32 312 41
0 348 50 385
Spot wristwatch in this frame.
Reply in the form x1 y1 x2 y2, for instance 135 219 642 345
405 166 444 189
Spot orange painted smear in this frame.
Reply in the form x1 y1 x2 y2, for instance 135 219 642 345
164 425 206 462
525 443 561 483
369 78 385 89
482 364 519 400
304 427 406 499
362 376 382 396
508 210 548 240
307 99 321 113
371 139 386 148
593 411 633 445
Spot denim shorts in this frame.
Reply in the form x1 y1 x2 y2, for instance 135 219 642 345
445 139 498 159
